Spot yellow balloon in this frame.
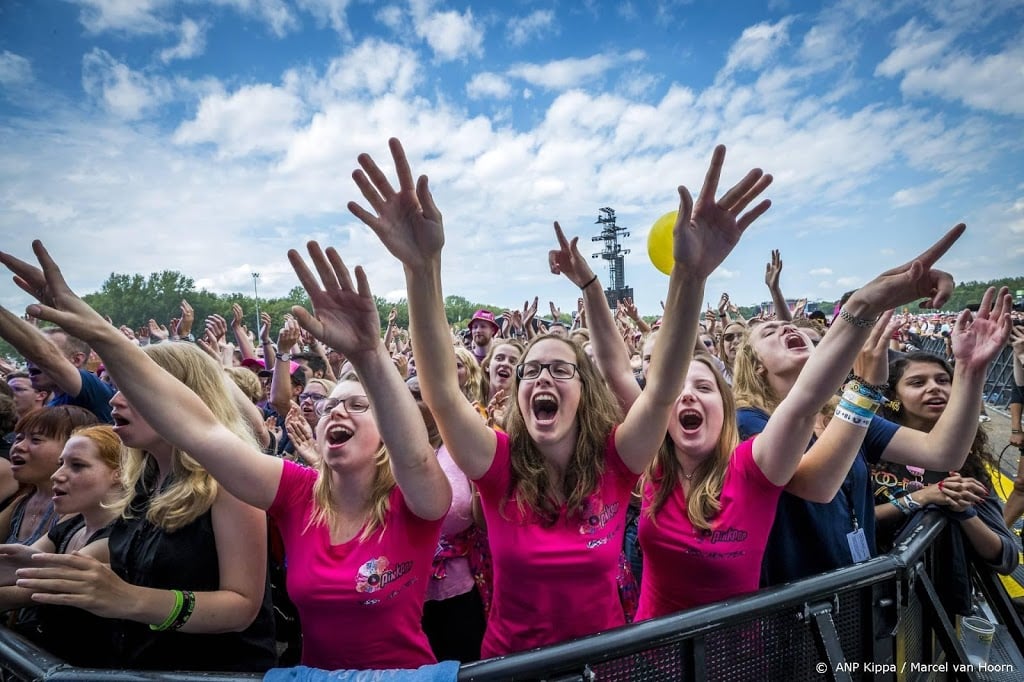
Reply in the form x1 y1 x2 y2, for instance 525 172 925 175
647 210 677 275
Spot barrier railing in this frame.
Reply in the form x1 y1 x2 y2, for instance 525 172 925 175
2 512 1022 681
915 338 1018 411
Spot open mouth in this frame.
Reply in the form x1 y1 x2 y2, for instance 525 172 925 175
495 366 512 379
9 455 25 467
784 334 807 350
52 488 68 498
325 425 354 446
531 394 559 423
112 413 131 427
923 398 947 408
679 410 704 432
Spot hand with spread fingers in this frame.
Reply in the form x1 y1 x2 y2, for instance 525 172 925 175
347 138 444 273
853 310 899 387
950 286 1013 373
287 242 383 362
678 145 772 280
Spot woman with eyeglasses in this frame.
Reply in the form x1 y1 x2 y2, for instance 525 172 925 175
716 320 747 385
0 241 451 671
352 138 771 656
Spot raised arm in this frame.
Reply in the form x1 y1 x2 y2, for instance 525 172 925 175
288 243 450 520
879 286 1012 470
348 138 496 480
765 249 792 322
0 242 284 512
549 221 640 414
0 306 83 396
231 303 257 361
616 145 772 474
785 311 899 501
753 225 969 486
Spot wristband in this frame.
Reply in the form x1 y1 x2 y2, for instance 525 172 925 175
581 274 599 290
838 399 876 421
150 589 184 631
890 497 911 515
169 590 196 631
841 390 879 412
833 404 872 428
904 493 922 511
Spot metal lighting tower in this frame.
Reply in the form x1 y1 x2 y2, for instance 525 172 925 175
252 272 261 339
591 207 633 308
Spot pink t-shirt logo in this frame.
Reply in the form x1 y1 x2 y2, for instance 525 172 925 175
578 497 619 536
355 556 414 593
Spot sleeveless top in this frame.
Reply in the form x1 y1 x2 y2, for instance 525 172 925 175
4 495 59 545
106 460 277 672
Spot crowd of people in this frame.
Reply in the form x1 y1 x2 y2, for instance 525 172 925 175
0 137 1020 674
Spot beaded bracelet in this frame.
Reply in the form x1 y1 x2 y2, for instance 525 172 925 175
150 589 184 631
845 376 886 402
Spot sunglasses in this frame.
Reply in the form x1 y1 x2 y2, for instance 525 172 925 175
722 333 739 343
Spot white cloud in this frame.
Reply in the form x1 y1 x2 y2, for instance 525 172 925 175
159 18 207 63
809 267 832 276
296 0 353 37
0 51 32 86
467 72 512 100
81 49 172 120
212 0 299 38
68 0 171 35
173 84 304 158
409 1 484 62
375 5 404 30
877 18 1024 116
507 10 556 46
723 17 795 74
508 52 644 90
836 276 861 288
320 39 421 99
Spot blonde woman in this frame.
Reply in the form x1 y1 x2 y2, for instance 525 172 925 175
453 345 484 404
6 340 278 672
1 240 451 671
351 138 770 656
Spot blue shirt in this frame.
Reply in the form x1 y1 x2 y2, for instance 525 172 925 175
47 368 115 424
737 406 899 586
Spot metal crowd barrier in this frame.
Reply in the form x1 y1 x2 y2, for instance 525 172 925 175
2 512 1022 681
914 338 1017 411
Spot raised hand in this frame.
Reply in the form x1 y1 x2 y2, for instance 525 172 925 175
951 286 1012 372
853 224 964 314
178 299 195 337
287 242 383 360
718 292 729 313
852 310 898 386
548 222 596 288
277 317 302 354
549 301 562 322
284 406 319 467
231 303 244 329
348 138 444 271
765 249 783 290
205 314 227 345
147 319 168 342
677 145 772 279
259 312 272 344
523 297 538 326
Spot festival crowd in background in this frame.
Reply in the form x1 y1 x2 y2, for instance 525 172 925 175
0 138 1021 675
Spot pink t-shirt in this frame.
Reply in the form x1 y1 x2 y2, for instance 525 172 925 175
269 460 441 670
635 437 783 621
475 429 639 657
426 444 475 602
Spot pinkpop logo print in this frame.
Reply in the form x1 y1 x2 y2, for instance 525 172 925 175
355 556 413 594
579 498 619 535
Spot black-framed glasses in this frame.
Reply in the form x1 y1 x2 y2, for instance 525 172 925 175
299 392 327 403
516 360 579 381
315 396 371 416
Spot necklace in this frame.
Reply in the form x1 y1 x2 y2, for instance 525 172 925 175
682 469 695 481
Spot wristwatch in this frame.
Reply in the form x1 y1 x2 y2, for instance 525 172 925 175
276 352 293 362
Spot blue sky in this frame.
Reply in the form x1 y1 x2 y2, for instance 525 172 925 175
1 0 1022 321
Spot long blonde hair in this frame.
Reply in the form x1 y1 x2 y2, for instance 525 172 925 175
454 346 484 404
480 340 525 401
731 331 782 415
645 354 739 531
305 375 396 542
118 343 257 532
502 336 621 526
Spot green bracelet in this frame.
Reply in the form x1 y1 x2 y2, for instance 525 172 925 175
150 589 184 631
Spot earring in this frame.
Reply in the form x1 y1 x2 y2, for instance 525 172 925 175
885 399 901 413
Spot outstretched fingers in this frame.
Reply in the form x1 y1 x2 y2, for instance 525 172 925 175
357 150 397 202
719 169 768 212
696 145 726 208
737 199 772 231
326 247 355 293
288 247 324 300
389 138 415 194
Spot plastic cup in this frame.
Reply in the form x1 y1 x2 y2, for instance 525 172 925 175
959 616 995 666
